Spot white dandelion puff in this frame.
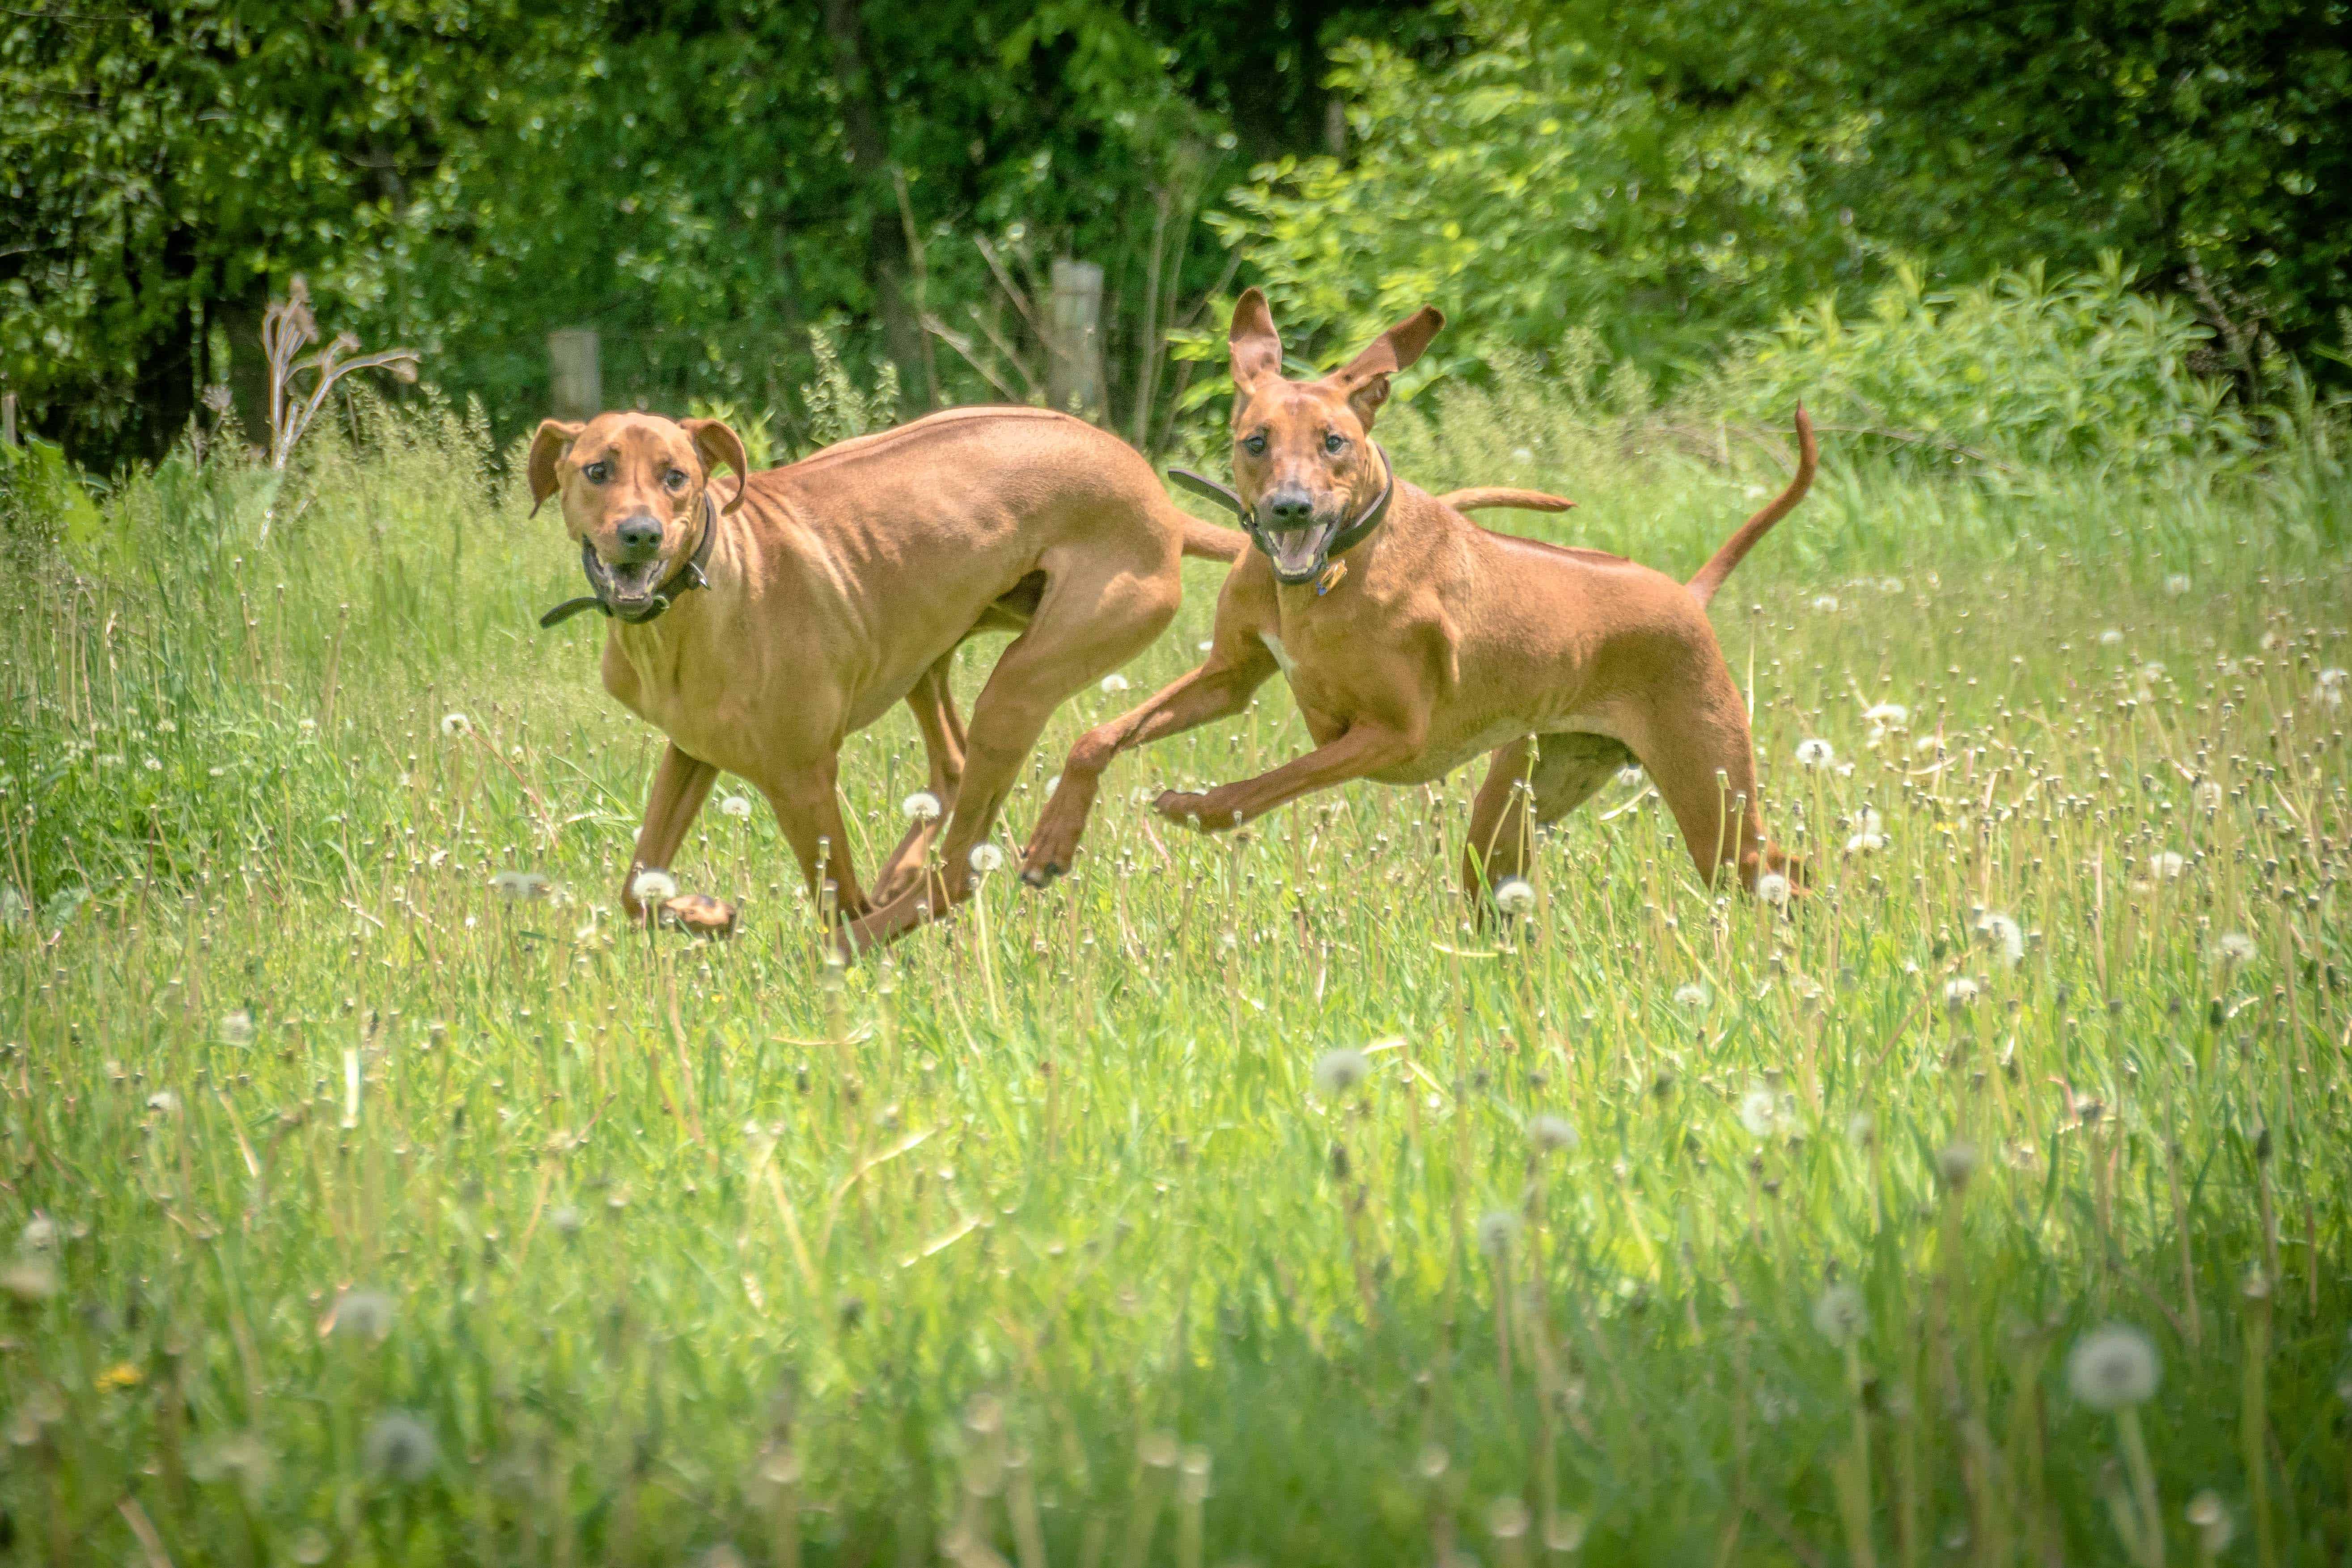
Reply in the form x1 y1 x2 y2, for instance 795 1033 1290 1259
1755 871 1792 907
2164 573 2192 598
1492 877 1537 916
901 790 943 822
2194 779 2224 811
1936 1140 1979 1190
968 843 1005 874
1794 737 1835 769
1845 829 1886 854
719 794 753 820
1044 774 1061 795
330 1288 397 1341
439 712 472 738
2099 629 2126 647
491 870 551 902
2067 1324 2159 1410
2213 931 2258 965
217 1009 256 1047
1862 702 1908 728
1943 976 1981 1007
1738 1086 1779 1138
1477 1210 1522 1256
1812 1284 1867 1344
1312 1047 1370 1097
2185 1493 2232 1553
1975 911 2024 966
364 1412 440 1483
629 868 678 905
1615 764 1645 788
1844 1112 1874 1146
1099 673 1130 694
2317 667 2347 705
1673 982 1711 1011
2147 850 2186 880
1810 594 1840 614
1529 1115 1578 1154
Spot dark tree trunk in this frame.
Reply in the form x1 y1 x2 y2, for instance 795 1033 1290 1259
216 280 275 457
821 0 926 412
122 221 201 467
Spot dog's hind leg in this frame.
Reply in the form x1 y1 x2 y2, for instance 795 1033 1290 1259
847 556 1180 950
623 742 719 919
873 651 967 904
1623 679 1801 894
1460 731 1634 903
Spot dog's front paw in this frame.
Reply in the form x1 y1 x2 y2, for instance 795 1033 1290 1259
1153 790 1243 833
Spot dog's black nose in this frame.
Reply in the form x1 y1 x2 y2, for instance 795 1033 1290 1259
1263 489 1315 525
614 514 664 561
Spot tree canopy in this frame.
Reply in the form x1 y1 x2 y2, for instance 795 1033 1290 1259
3 0 2343 471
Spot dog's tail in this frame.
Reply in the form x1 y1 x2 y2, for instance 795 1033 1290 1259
1438 487 1576 514
1178 516 1250 563
1687 405 1816 608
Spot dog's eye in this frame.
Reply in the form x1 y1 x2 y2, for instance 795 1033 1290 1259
583 461 611 484
1323 432 1347 454
663 468 688 492
1242 433 1267 456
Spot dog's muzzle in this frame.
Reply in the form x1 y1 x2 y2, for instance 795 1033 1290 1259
1169 449 1396 593
538 496 720 630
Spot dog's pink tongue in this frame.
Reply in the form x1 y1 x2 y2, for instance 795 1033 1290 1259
1267 530 1327 578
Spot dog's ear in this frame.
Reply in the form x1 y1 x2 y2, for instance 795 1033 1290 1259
680 417 751 515
527 420 584 518
1228 288 1284 392
1327 306 1445 428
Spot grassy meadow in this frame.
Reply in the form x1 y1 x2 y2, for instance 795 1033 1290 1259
1 388 2349 1567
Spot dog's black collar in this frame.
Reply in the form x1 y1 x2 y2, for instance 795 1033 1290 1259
1168 445 1394 592
539 493 721 630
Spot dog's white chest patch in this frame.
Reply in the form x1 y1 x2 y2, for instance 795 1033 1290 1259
1257 630 1297 677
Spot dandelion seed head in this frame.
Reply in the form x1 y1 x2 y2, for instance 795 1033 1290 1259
2185 1492 2231 1552
218 1009 256 1047
363 1411 439 1483
1755 871 1792 907
1099 673 1130 694
1975 911 2024 966
18 1216 58 1254
1530 1115 1578 1154
719 794 753 819
1844 1112 1874 1146
1943 977 1981 1008
1477 1209 1521 1256
1615 765 1645 788
1812 1283 1867 1344
0 1257 58 1302
1673 982 1711 1011
629 868 679 904
2164 573 2192 597
968 843 1005 874
1936 1140 1979 1191
1312 1047 1370 1098
1810 594 1840 614
2194 780 2223 811
491 870 551 902
439 712 472 738
2099 629 2125 647
2213 931 2257 965
1739 1086 1779 1138
1794 737 1835 769
2067 1324 2159 1410
1493 877 1537 916
331 1288 397 1341
901 790 943 822
2147 850 2186 880
1863 702 1909 727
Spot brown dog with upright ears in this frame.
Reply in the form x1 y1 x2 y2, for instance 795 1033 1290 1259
528 407 1248 949
1021 288 1815 902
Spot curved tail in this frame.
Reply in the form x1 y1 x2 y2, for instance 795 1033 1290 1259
1688 406 1815 608
1179 517 1249 562
1439 487 1577 514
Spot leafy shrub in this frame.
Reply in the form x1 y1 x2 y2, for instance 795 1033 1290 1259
1714 257 2257 471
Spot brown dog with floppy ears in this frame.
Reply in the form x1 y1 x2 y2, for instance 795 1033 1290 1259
1020 289 1816 903
529 406 1250 949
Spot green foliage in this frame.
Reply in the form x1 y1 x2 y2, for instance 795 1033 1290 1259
2 389 2350 1565
1719 258 2258 471
1221 0 2352 406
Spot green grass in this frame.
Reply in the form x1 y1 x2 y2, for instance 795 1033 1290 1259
2 392 2349 1567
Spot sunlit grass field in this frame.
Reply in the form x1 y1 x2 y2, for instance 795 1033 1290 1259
2 394 2348 1567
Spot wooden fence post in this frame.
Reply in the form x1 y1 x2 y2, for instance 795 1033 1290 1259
1047 260 1105 421
1 391 15 447
548 329 603 420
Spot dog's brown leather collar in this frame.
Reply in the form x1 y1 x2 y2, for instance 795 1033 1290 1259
539 492 721 629
1169 445 1394 592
